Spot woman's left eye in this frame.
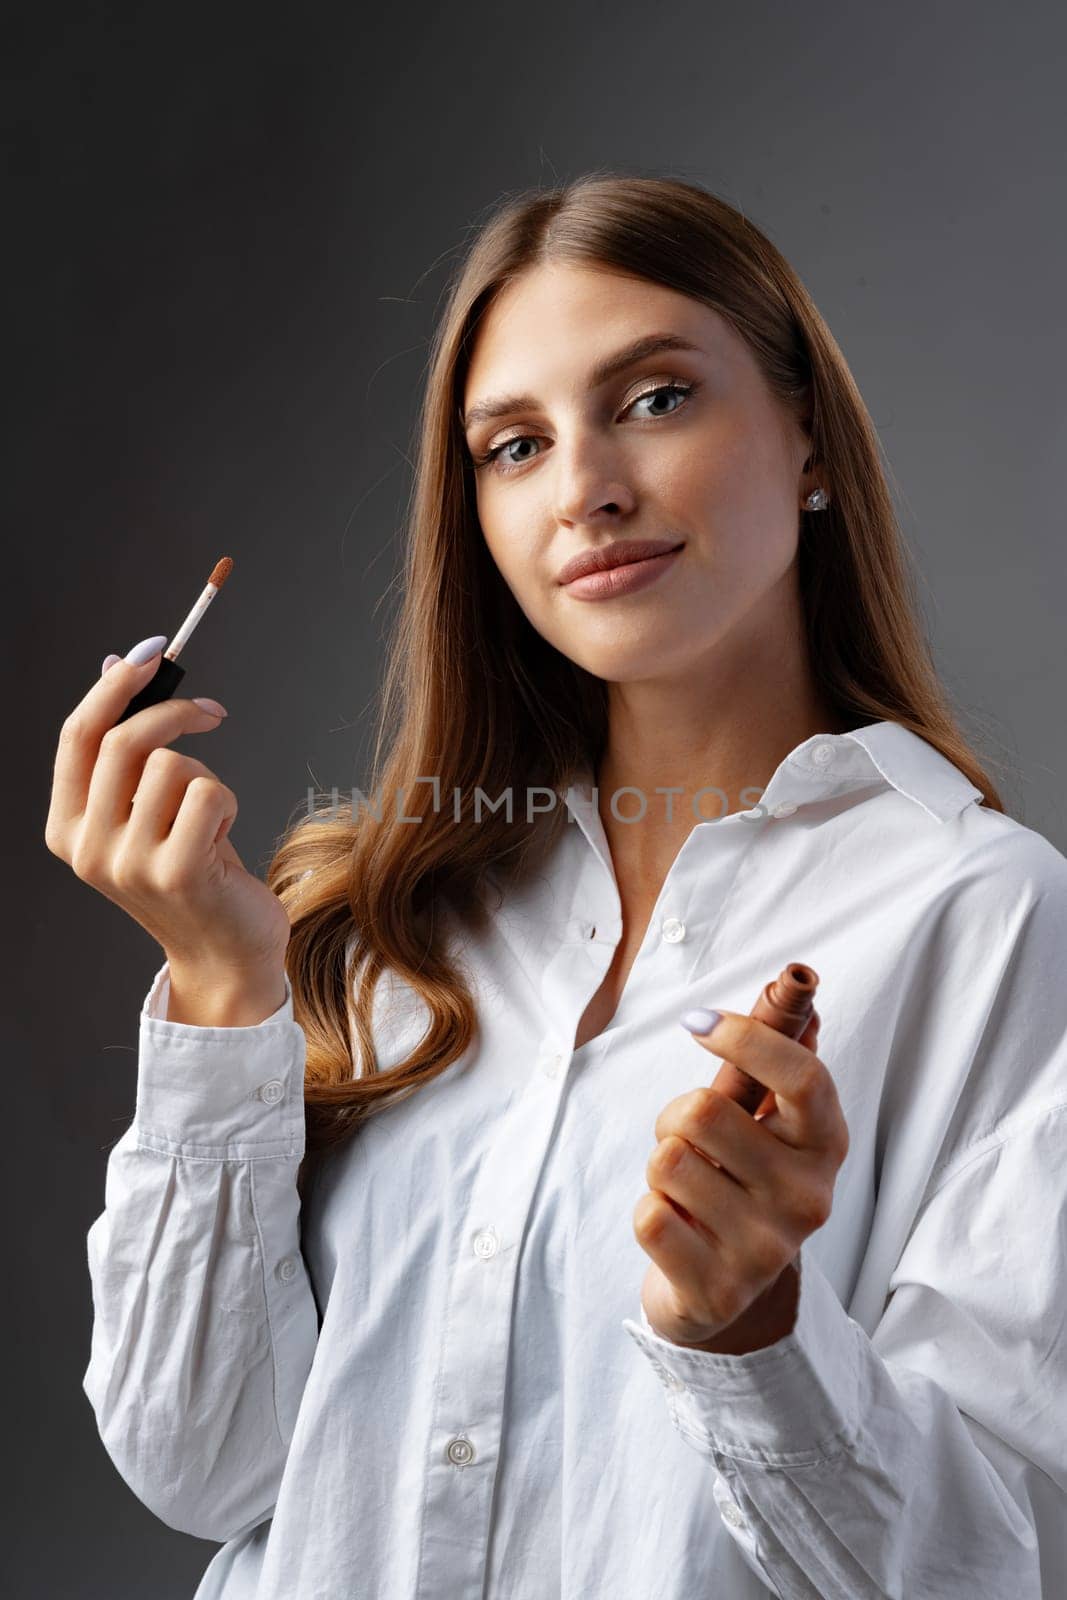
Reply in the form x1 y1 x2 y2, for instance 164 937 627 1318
472 380 698 475
627 380 694 420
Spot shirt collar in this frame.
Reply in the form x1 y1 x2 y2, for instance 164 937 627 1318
559 719 984 846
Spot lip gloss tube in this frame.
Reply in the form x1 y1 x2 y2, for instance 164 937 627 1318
709 962 820 1117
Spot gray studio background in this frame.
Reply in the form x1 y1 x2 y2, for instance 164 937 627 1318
8 2 1066 1595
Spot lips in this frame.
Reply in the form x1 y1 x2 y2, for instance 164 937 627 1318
556 539 686 585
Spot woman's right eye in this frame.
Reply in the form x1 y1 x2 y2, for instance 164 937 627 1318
477 436 541 471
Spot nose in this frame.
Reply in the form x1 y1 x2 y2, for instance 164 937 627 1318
551 433 637 526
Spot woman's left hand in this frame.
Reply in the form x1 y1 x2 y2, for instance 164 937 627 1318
634 1010 850 1350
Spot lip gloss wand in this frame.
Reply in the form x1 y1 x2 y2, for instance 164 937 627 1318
115 556 234 724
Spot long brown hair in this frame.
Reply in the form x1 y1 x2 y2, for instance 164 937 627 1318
264 170 1011 1192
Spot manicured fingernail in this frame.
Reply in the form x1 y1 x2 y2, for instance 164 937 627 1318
101 653 122 674
192 696 228 718
123 634 169 665
680 1008 723 1036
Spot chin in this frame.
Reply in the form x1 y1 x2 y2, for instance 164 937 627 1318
557 636 694 684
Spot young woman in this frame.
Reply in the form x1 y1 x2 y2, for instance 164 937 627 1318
49 173 1067 1599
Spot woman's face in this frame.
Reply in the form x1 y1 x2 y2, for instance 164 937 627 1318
463 261 820 686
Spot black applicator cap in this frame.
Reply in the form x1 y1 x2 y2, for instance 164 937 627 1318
116 656 186 723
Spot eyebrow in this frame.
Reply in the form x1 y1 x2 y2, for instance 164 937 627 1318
461 332 705 433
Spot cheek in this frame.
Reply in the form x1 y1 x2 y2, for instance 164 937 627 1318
478 514 547 627
654 423 762 541
479 517 581 653
680 426 799 575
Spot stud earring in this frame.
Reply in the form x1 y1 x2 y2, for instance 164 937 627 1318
804 488 829 511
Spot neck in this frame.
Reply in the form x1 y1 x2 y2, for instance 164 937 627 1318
593 603 849 906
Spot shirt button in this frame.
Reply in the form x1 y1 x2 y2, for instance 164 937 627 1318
721 1500 747 1529
472 1228 498 1259
276 1256 298 1282
446 1436 476 1466
771 801 797 818
661 917 686 943
257 1079 285 1105
542 1053 564 1078
812 742 836 766
664 1370 687 1392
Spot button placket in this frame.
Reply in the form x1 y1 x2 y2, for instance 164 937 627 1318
417 1029 570 1599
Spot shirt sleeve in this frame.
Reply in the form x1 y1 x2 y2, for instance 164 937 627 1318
622 1103 1067 1599
81 958 321 1543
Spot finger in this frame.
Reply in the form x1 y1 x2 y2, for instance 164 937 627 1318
655 1086 794 1197
48 646 168 849
695 1011 839 1149
634 1190 729 1327
81 694 228 838
633 1196 751 1331
160 774 239 869
121 748 219 846
799 1008 820 1050
646 1136 795 1296
753 1010 819 1120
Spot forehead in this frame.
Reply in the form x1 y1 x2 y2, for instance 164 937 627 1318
462 263 737 402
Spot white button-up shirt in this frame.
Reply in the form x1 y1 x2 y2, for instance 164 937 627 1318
81 719 1067 1598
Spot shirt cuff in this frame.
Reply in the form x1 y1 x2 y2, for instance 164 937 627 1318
620 1245 863 1462
134 958 307 1161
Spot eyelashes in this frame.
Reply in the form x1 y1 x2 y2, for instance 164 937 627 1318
469 379 700 476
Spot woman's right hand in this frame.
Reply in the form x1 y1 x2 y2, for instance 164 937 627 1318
44 645 293 985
